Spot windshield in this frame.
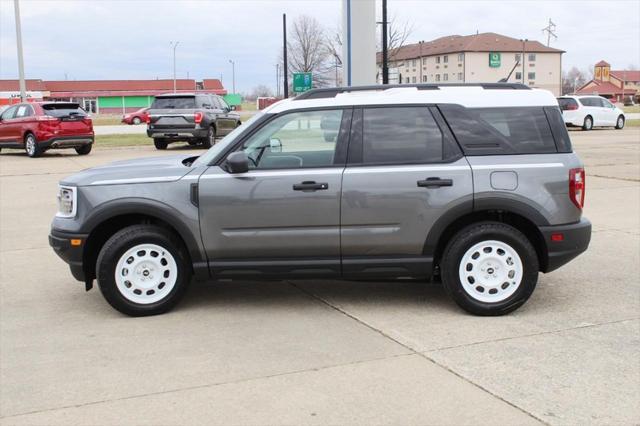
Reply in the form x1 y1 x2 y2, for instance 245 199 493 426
193 111 266 167
151 96 196 109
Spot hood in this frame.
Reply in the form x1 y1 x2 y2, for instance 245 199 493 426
60 154 196 187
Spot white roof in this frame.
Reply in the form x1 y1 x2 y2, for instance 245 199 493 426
265 86 558 113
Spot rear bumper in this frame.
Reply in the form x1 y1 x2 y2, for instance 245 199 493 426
540 218 592 273
41 136 94 149
49 229 88 282
147 127 206 139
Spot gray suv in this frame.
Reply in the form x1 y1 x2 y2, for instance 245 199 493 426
49 84 591 317
147 93 241 149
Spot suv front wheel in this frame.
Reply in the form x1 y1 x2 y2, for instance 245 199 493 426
96 225 192 316
153 138 168 150
440 222 539 316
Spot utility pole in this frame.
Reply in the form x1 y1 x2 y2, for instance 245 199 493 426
521 39 528 84
13 0 27 102
276 63 280 97
381 0 389 84
283 13 288 98
228 59 236 94
542 19 557 47
170 41 179 93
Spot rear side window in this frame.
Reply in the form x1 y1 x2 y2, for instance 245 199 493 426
439 105 558 155
42 103 87 118
557 98 578 111
151 96 196 109
361 107 445 164
579 97 599 107
544 106 572 153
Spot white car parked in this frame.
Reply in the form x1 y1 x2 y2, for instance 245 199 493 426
558 95 625 130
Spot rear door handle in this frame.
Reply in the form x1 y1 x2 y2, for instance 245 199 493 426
417 177 453 188
293 181 329 191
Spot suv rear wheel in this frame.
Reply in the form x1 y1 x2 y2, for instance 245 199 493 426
75 144 92 155
153 138 168 150
440 222 538 316
96 225 192 316
202 126 215 148
24 133 42 158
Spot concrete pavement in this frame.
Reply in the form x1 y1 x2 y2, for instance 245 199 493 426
1 128 639 425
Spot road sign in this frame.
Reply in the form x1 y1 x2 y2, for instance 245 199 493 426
489 52 501 68
293 72 312 93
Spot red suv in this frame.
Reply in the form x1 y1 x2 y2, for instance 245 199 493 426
0 102 94 157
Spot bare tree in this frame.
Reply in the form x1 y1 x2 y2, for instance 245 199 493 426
562 66 588 95
325 27 343 87
244 85 274 101
376 14 414 64
285 15 333 89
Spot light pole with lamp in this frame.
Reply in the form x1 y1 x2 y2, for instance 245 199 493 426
170 41 179 93
228 59 236 94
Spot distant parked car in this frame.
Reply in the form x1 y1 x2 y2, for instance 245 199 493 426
122 107 149 125
623 96 636 107
0 102 94 157
557 95 625 130
147 93 241 149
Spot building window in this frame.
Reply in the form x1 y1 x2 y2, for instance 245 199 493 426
422 75 427 82
515 53 521 62
443 74 448 81
528 53 536 62
458 53 464 62
443 55 448 63
515 71 522 80
458 72 463 81
435 74 441 82
412 59 416 67
528 72 536 80
422 57 427 65
412 76 417 83
436 56 441 64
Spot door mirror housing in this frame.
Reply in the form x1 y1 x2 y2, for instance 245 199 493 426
226 151 250 174
269 138 282 153
230 105 236 111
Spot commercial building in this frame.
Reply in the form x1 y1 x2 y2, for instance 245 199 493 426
0 79 227 113
377 32 564 95
576 61 639 102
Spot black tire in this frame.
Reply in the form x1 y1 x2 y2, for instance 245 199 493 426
615 115 625 129
75 144 92 155
132 117 141 125
582 115 593 131
96 225 192 316
202 126 215 148
154 138 168 150
440 222 539 316
24 133 42 158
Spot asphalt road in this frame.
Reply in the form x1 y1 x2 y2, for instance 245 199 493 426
1 128 638 425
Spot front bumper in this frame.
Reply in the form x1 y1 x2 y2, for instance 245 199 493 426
147 127 207 139
540 218 592 272
49 229 88 282
41 136 94 149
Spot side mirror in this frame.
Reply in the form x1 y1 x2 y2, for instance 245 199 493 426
230 105 236 111
226 151 250 174
269 138 282 153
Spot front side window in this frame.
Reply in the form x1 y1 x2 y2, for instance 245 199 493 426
362 107 444 164
1 105 18 120
15 105 33 118
241 109 343 169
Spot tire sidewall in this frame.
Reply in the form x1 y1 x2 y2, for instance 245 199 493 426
132 117 141 125
25 134 39 157
441 223 539 316
616 115 625 129
97 227 190 316
583 116 593 130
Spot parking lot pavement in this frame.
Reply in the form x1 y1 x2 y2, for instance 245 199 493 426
1 129 639 425
93 124 147 135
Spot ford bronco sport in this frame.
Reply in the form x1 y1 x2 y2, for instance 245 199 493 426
49 83 591 317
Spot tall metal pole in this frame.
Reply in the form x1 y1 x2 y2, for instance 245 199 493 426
13 0 27 102
276 64 280 97
283 13 288 98
171 41 179 93
228 59 235 94
381 0 388 84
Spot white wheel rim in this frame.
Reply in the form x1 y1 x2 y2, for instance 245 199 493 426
618 117 623 127
26 137 35 155
458 240 523 303
114 243 178 304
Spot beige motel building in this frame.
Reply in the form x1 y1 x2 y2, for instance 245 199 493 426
377 32 563 95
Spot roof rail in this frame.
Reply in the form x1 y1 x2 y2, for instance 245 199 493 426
293 83 531 100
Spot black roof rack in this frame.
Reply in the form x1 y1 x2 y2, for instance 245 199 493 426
293 83 531 100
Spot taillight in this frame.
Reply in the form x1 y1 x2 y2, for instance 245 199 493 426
569 168 585 209
144 114 150 124
194 111 203 124
36 115 59 122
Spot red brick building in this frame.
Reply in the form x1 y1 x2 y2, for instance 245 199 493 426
576 61 639 102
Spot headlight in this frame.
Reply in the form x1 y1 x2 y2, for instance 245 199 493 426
56 185 77 218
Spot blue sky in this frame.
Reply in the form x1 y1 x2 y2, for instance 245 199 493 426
1 0 638 93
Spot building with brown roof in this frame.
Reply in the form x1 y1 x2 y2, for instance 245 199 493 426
576 61 639 102
377 32 564 95
0 78 227 113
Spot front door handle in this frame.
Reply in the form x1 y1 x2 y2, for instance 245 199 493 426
417 177 453 188
293 181 329 191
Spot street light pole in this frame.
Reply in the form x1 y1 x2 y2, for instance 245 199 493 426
228 59 236 94
13 0 27 102
171 41 179 93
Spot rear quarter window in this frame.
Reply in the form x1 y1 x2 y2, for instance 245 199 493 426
151 96 196 109
439 105 559 155
557 98 578 110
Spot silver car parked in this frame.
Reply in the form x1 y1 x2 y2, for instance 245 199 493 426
49 83 591 317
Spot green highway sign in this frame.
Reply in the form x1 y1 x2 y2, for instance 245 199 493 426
293 72 313 93
489 52 501 68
